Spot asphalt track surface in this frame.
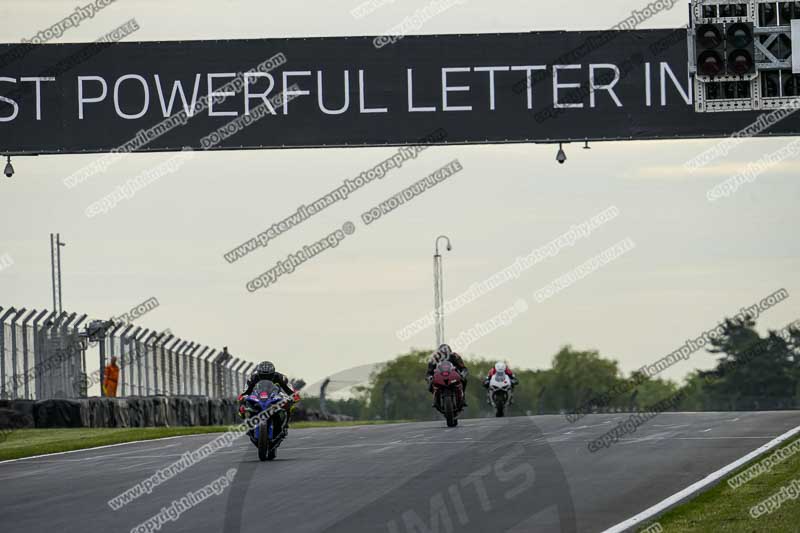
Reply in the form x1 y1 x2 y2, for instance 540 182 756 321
1 411 798 533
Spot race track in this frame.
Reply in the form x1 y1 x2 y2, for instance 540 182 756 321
1 411 798 533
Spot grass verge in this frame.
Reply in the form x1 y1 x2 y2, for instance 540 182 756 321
638 436 800 532
0 420 405 461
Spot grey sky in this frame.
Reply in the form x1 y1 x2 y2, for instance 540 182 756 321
0 0 798 391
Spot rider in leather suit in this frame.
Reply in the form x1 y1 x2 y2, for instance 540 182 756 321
238 361 298 437
426 344 469 404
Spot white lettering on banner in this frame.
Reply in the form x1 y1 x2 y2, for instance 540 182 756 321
2 62 704 124
155 74 201 117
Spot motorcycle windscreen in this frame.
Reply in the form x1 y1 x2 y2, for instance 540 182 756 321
252 380 277 396
436 361 455 373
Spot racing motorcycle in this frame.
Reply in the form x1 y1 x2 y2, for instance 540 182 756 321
242 383 296 461
431 360 465 427
487 371 513 417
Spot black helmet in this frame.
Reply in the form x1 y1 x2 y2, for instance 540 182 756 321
256 361 275 375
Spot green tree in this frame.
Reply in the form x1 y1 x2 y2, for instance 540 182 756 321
677 371 714 411
696 317 799 410
539 346 624 413
366 350 434 421
631 377 679 408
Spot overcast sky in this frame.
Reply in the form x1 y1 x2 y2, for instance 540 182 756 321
1 0 798 391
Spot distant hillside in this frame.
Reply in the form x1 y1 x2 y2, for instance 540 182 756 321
303 362 383 398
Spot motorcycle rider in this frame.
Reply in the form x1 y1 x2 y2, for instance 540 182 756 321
238 361 299 437
483 361 519 390
426 344 469 405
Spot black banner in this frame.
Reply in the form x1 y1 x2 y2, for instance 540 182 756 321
1 29 799 155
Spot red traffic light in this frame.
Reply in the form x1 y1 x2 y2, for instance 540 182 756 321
728 50 754 75
698 51 725 77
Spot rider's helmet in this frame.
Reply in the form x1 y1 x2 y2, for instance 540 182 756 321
256 361 275 375
494 362 506 375
432 344 452 364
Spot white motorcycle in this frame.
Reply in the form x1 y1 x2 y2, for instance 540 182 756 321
487 372 513 417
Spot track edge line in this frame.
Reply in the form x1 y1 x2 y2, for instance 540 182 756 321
600 423 800 533
0 433 211 465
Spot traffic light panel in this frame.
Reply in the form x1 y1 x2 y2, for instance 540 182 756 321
695 22 755 78
691 0 800 112
696 23 725 77
726 22 755 75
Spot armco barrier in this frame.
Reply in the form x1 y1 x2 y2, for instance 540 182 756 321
0 398 350 429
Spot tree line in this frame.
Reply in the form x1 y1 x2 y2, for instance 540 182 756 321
301 315 800 421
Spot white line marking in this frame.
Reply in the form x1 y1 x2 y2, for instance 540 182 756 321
601 424 800 533
116 460 164 471
0 421 381 465
0 434 215 465
33 453 182 464
37 443 184 463
369 444 401 454
618 431 676 446
613 436 779 442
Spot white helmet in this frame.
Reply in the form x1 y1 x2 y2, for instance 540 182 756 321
433 344 452 363
494 362 506 374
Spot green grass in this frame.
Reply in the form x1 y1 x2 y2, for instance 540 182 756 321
638 436 800 532
0 420 406 461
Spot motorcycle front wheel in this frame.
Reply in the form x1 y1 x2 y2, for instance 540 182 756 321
257 421 270 461
444 394 458 427
266 415 284 460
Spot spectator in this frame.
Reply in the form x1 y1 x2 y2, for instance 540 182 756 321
103 356 120 397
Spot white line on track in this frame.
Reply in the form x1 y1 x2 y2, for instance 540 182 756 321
0 423 374 466
617 436 782 441
41 443 184 463
0 434 211 465
36 453 183 463
601 424 800 533
115 460 165 471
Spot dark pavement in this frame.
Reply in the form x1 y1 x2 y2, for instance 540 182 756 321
1 411 797 533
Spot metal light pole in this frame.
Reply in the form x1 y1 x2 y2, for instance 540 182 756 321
50 233 65 314
433 235 452 347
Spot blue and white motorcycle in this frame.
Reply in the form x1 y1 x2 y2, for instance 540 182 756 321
242 384 297 461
